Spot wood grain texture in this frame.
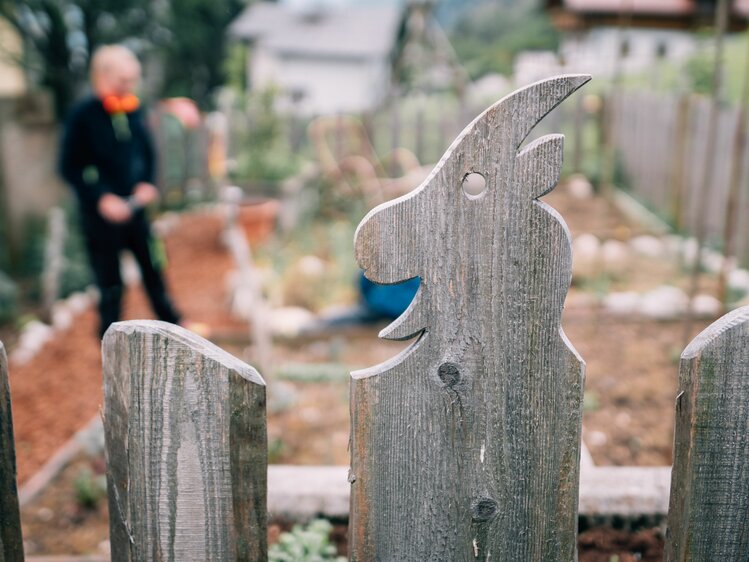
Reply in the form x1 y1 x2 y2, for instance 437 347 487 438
350 75 590 561
666 306 749 561
0 341 23 562
102 321 267 562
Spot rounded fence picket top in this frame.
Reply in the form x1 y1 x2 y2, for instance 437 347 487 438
102 320 267 562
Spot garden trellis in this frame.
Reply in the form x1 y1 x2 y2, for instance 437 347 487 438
2 75 749 561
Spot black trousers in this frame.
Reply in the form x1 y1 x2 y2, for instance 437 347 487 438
81 210 181 338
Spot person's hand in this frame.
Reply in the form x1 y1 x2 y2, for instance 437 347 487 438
133 182 160 206
98 193 132 223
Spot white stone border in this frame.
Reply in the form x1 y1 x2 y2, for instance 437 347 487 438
21 416 670 520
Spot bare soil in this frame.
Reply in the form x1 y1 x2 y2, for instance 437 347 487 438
578 527 664 562
7 210 247 484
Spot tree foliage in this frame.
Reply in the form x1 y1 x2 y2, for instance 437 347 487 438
0 0 251 118
449 0 560 79
0 0 157 117
159 0 246 109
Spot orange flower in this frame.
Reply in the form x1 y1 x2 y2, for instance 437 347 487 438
102 94 140 114
120 94 140 113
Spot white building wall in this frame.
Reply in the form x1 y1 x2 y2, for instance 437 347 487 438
0 19 26 97
248 47 391 115
514 28 697 87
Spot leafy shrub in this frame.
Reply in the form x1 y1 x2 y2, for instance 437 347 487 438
0 271 18 324
73 468 107 509
59 206 92 298
16 205 92 302
269 519 345 562
230 88 301 188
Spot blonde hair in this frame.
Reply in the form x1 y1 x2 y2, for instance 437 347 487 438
90 45 141 84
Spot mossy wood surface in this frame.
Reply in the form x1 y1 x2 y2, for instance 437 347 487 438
667 306 749 561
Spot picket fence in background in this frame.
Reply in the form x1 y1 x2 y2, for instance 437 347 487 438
2 76 749 561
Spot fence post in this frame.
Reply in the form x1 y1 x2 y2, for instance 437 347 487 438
350 75 590 561
666 306 749 560
102 321 267 562
0 341 24 562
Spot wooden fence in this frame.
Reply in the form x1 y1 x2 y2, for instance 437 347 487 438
2 76 749 560
607 90 749 264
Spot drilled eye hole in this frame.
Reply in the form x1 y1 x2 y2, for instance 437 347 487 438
462 172 486 197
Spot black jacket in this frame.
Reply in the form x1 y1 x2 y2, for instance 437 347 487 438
59 96 156 214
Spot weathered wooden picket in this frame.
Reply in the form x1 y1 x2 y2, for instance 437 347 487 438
2 76 749 561
1 341 23 562
350 74 590 561
102 322 267 562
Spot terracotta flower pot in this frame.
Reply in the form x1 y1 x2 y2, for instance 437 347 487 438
237 198 280 245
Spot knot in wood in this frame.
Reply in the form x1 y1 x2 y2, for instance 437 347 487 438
471 497 499 522
437 362 461 387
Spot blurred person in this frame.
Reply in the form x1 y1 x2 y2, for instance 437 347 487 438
59 45 181 338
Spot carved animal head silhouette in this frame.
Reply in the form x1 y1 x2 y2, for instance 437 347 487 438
354 75 590 371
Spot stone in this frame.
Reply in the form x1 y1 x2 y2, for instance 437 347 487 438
120 252 141 285
639 285 688 319
629 235 664 259
681 237 699 267
701 249 724 274
296 255 326 278
67 291 93 314
51 304 74 331
572 234 601 279
269 306 316 338
20 321 53 351
728 269 749 294
152 212 180 237
603 291 640 315
601 239 630 276
690 294 721 318
663 235 683 258
567 174 594 199
587 430 608 447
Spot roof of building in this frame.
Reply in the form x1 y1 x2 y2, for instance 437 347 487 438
229 2 403 59
546 0 749 30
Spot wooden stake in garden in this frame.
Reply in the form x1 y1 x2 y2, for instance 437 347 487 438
718 27 749 310
683 0 729 343
667 306 749 560
102 321 267 562
350 74 589 561
0 341 23 562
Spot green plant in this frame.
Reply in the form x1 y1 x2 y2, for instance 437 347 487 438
684 50 715 95
450 2 560 79
583 390 601 413
73 468 107 509
231 88 301 188
269 519 345 562
13 205 92 301
0 270 18 324
268 437 288 464
60 206 93 298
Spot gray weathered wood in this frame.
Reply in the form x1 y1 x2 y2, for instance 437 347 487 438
103 321 267 562
666 305 749 561
42 207 66 319
350 75 590 561
0 341 24 562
